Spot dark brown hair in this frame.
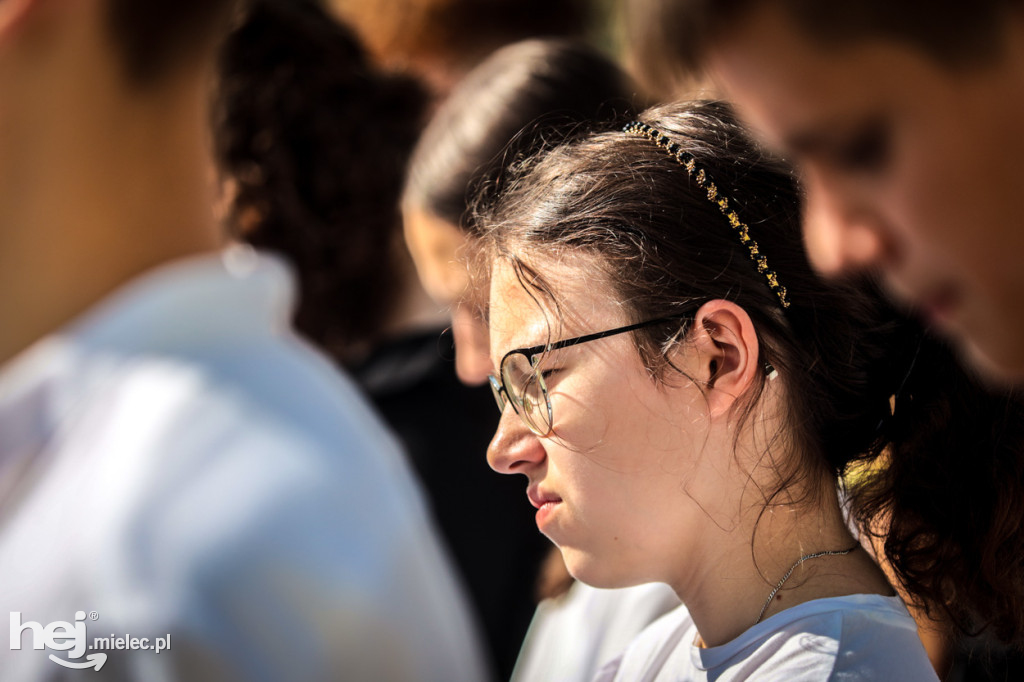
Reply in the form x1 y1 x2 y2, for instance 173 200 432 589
106 0 238 84
213 0 428 362
404 39 639 234
478 100 1024 644
627 0 1023 95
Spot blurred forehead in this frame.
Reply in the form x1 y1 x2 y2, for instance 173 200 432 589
706 3 938 153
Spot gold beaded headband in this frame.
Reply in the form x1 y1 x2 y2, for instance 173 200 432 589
623 121 791 309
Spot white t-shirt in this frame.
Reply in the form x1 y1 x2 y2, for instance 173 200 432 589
0 248 489 681
513 581 681 682
595 594 938 681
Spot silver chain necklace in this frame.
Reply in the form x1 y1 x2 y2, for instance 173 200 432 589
755 545 859 624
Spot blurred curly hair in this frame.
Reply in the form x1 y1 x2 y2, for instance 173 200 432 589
213 0 429 362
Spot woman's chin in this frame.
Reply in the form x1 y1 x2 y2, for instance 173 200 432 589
560 547 641 589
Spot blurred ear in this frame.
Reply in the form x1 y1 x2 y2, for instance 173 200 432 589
687 299 760 419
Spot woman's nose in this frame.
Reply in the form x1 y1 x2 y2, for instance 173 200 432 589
487 408 547 475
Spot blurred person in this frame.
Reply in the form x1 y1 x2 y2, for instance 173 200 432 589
475 100 1024 680
213 2 536 678
405 38 682 682
404 38 638 386
214 0 436 366
329 0 589 99
627 0 1024 387
628 3 1024 676
0 0 487 680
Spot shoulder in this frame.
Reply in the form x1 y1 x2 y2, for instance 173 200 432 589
81 334 431 561
60 340 487 680
718 596 938 682
598 596 938 682
818 596 939 681
43 331 433 585
85 332 412 487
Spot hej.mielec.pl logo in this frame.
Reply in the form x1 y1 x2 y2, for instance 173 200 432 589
10 611 171 672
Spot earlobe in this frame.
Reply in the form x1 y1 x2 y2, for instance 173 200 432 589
689 300 761 419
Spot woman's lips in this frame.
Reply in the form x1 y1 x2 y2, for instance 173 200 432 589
534 501 560 528
527 486 562 529
527 486 561 508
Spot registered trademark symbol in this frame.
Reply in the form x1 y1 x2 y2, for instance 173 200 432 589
89 611 99 621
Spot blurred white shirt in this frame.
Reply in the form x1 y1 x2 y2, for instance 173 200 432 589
512 581 680 682
0 247 489 681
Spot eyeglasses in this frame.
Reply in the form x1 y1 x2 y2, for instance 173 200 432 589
488 313 694 436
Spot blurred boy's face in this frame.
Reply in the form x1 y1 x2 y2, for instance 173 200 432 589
402 208 469 307
402 208 492 385
707 3 1024 382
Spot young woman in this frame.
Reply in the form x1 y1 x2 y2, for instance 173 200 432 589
402 39 680 680
476 100 1024 679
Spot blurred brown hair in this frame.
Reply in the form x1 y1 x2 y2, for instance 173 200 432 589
214 0 429 362
627 0 1022 96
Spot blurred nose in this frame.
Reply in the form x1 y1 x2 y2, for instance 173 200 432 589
452 305 492 386
801 170 892 277
487 408 547 475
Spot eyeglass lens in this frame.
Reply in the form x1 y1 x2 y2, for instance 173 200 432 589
499 353 552 435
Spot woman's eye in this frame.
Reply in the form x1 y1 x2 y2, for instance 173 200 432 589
833 120 890 173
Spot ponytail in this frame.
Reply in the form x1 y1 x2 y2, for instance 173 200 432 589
848 329 1024 642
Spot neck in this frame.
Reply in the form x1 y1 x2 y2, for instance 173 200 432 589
0 62 221 364
671 479 889 647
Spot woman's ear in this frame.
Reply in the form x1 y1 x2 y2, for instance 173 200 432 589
687 299 760 419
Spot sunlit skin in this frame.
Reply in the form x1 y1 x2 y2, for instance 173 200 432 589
402 207 492 384
706 4 1024 382
484 256 888 646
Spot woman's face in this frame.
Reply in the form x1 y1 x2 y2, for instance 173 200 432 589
486 258 739 588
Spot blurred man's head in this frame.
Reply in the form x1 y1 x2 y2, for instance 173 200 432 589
0 0 237 363
630 0 1024 381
